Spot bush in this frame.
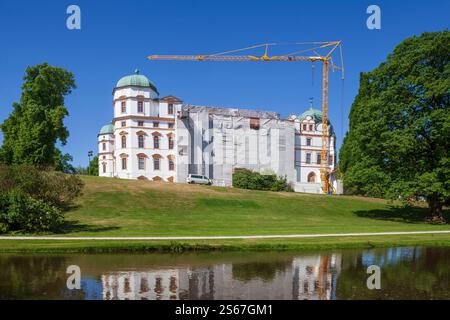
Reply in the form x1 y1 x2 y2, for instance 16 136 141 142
0 164 84 209
0 190 64 233
0 164 84 233
232 168 292 192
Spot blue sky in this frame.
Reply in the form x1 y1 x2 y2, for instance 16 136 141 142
0 0 448 167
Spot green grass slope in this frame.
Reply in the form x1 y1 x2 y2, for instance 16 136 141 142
57 176 450 237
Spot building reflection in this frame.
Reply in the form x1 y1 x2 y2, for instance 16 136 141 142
101 253 342 300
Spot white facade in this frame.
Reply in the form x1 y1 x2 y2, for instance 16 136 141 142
98 71 339 194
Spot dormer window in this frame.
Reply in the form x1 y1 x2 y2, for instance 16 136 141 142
302 124 307 131
309 124 314 131
168 103 174 115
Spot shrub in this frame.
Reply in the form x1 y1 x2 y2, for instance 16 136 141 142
0 164 84 209
232 168 292 192
0 190 64 233
0 223 7 234
0 164 84 233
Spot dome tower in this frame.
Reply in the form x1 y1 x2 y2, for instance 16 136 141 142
98 123 115 177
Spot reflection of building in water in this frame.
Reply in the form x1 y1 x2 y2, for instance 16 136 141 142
102 269 189 300
101 254 342 300
292 254 341 300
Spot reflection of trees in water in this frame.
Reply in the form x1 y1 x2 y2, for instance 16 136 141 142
336 248 450 300
232 261 290 282
0 255 85 300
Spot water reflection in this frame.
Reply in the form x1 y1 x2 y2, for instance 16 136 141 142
0 247 449 300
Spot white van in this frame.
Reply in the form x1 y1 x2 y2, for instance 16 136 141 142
186 174 212 185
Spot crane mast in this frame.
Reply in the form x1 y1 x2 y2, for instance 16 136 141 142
148 41 343 194
321 59 330 194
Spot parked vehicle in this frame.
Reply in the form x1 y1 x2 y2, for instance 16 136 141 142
186 174 212 185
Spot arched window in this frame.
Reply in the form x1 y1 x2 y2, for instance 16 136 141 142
168 136 174 150
121 135 127 148
121 157 127 170
307 172 316 183
153 158 160 170
102 163 106 173
169 159 175 171
153 135 160 149
138 135 144 149
137 157 144 170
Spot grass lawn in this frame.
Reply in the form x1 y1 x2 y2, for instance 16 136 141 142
1 175 449 252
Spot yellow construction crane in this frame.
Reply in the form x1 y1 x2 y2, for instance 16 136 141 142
148 41 344 194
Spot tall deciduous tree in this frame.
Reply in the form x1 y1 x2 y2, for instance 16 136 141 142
0 63 76 168
340 30 450 221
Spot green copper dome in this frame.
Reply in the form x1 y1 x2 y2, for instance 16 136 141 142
99 124 114 134
115 69 159 94
299 107 322 122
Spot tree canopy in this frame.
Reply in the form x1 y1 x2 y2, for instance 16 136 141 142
0 63 76 169
340 30 450 221
88 155 99 176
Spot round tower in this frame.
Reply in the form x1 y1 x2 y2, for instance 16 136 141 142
98 123 115 177
111 70 179 181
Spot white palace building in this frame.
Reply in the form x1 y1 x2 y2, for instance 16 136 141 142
98 70 340 194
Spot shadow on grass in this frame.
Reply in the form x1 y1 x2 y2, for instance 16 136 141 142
354 206 449 224
58 220 120 234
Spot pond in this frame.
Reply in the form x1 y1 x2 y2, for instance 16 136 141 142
0 247 449 300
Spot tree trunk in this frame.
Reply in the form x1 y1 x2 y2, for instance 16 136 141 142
427 196 446 223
